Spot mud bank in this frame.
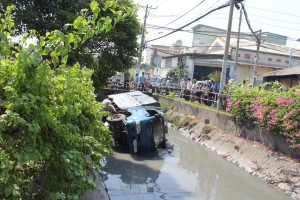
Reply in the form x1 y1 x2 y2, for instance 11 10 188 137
166 110 300 200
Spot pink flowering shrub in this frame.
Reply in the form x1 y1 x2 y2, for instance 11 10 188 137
226 81 300 148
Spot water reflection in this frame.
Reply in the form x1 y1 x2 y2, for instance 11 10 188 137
103 128 291 200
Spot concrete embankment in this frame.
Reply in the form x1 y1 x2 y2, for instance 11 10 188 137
159 96 300 200
80 170 110 200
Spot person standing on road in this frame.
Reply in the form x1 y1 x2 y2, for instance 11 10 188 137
139 72 146 91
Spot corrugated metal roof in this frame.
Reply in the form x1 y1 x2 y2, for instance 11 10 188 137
259 66 300 77
217 37 300 57
237 62 285 69
108 91 157 109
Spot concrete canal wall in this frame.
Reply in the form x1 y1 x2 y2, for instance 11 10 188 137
156 95 300 159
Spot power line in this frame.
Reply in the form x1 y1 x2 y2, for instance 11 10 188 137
137 0 145 4
146 23 300 42
146 1 230 44
241 3 259 42
156 0 168 7
246 5 300 18
207 0 222 10
249 20 300 32
151 0 161 6
163 0 206 27
246 12 300 26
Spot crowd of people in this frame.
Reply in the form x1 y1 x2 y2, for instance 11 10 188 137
108 72 223 107
179 78 220 106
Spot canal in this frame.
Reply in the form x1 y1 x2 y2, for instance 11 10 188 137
102 127 291 200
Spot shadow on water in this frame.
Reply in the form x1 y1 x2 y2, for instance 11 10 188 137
103 128 291 200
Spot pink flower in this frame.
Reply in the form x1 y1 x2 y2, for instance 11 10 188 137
296 131 300 137
269 118 278 125
270 109 277 115
296 144 300 149
235 100 241 106
285 98 294 104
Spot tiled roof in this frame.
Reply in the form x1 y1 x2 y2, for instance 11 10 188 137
258 66 300 77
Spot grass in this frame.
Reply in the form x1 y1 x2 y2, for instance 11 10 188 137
159 94 229 115
161 102 169 113
177 117 190 129
201 125 213 134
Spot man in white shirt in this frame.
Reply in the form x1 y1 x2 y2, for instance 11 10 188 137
184 78 192 101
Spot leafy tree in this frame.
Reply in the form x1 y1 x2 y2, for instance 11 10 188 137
140 63 154 73
207 70 221 82
167 68 179 78
167 65 188 78
0 2 133 199
0 0 141 89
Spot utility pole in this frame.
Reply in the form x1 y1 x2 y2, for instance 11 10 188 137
217 0 235 110
137 5 148 77
231 10 242 80
289 50 293 68
251 29 262 86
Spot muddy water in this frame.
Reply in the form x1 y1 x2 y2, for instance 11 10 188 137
103 128 291 200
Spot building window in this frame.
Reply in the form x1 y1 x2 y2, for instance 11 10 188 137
244 54 251 59
268 58 272 61
285 60 289 64
238 54 241 57
165 58 172 67
277 59 281 62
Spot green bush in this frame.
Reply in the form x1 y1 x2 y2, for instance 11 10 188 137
227 81 300 148
0 2 134 199
167 92 175 98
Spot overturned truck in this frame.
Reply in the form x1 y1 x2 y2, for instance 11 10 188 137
105 91 167 154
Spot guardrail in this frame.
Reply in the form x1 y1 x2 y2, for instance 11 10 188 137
106 83 228 110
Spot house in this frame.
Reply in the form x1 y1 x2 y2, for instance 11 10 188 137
206 36 300 84
258 66 300 88
143 42 185 76
159 24 300 84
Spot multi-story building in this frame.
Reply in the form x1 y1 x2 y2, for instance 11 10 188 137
143 41 185 76
159 24 300 85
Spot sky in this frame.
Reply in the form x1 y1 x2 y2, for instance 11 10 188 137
133 0 300 49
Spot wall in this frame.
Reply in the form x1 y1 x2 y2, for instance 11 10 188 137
156 96 300 159
192 25 225 47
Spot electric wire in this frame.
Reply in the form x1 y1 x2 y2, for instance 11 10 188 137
240 3 259 42
146 1 230 44
137 0 145 4
249 20 300 32
163 0 206 27
246 5 300 18
146 24 300 42
156 0 168 7
151 0 161 7
207 0 222 10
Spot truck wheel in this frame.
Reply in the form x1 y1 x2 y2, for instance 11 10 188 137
106 114 126 124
